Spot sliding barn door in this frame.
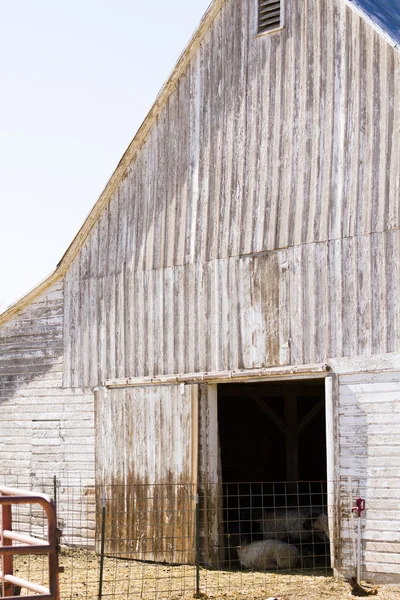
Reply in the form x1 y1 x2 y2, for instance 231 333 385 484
95 385 198 564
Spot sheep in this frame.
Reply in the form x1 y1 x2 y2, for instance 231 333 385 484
312 514 330 541
237 538 300 570
257 508 313 543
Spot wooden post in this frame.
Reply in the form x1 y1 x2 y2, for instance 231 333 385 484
284 394 299 491
253 393 324 489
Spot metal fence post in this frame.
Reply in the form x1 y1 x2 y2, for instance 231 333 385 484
98 491 107 600
53 476 57 512
194 493 200 598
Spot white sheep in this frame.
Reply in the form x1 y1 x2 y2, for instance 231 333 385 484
237 539 300 570
257 508 312 542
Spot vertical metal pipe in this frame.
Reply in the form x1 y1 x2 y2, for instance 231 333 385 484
98 491 107 600
357 516 362 585
352 497 365 586
53 476 57 511
2 504 13 596
195 493 200 598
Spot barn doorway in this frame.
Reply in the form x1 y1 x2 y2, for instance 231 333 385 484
217 379 330 570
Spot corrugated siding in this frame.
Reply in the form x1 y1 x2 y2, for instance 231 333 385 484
0 281 95 546
64 0 399 386
65 229 400 386
64 251 283 386
339 372 400 576
71 0 398 275
95 385 197 563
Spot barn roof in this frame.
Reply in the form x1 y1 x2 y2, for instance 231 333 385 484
0 0 399 326
347 0 400 47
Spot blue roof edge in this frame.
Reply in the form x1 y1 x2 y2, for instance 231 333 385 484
346 0 400 49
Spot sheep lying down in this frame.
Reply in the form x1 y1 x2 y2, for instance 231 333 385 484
237 539 300 570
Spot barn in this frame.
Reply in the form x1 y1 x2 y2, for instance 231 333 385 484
1 0 399 582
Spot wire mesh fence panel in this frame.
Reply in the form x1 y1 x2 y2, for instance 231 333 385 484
2 475 399 599
196 480 333 599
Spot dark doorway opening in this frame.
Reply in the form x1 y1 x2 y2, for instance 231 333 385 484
217 379 330 571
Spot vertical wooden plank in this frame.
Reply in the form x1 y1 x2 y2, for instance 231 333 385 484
291 0 309 246
289 245 304 365
81 274 90 388
63 280 72 389
325 374 340 571
153 111 167 270
353 18 367 236
329 0 347 240
97 276 107 384
116 268 125 379
88 275 98 387
197 39 212 264
186 55 200 264
191 385 199 492
229 0 249 258
174 266 186 375
370 233 385 354
124 266 135 377
279 248 292 366
263 251 280 366
97 206 109 278
198 384 223 566
328 238 343 360
71 277 81 389
279 0 299 249
342 10 360 238
218 0 235 258
385 42 399 233
206 10 224 261
163 267 173 375
317 0 334 242
196 262 207 373
175 76 190 268
116 179 128 272
164 100 177 267
385 230 400 353
254 28 271 251
341 236 358 358
265 35 282 250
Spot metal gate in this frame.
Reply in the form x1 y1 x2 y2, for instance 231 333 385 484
0 486 62 600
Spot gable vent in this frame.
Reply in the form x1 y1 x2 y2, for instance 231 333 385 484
258 0 281 34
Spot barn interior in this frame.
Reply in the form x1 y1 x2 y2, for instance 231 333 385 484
217 379 330 569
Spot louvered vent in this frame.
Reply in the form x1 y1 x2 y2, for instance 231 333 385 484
258 0 281 34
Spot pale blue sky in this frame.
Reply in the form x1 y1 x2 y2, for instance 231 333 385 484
0 0 211 311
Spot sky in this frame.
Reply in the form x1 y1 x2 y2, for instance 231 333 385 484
0 0 211 312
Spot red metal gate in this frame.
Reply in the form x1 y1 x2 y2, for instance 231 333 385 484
0 486 62 600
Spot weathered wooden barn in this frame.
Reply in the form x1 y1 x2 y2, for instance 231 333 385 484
1 0 399 581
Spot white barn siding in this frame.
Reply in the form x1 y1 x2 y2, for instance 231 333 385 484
0 280 95 545
339 372 400 578
63 0 399 388
64 229 400 386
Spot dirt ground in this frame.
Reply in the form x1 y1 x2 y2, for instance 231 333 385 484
14 548 400 600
